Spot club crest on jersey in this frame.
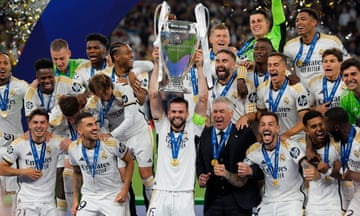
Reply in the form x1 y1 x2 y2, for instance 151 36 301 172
46 146 52 154
297 95 308 106
280 153 286 161
290 147 301 159
6 145 14 154
283 96 289 105
354 150 359 158
101 151 108 159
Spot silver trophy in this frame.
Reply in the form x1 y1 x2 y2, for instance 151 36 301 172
154 2 209 93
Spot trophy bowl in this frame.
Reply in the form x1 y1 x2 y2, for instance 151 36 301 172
159 20 198 93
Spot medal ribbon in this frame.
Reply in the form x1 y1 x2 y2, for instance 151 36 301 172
237 38 254 57
37 85 53 113
99 95 114 128
29 133 47 170
261 136 280 180
254 70 269 89
169 130 184 161
211 72 237 99
0 76 10 111
211 124 233 160
210 50 215 61
81 139 100 178
68 121 78 141
190 67 198 97
55 67 70 78
294 32 320 66
341 126 355 172
322 75 341 104
90 59 106 77
323 138 330 165
269 78 288 112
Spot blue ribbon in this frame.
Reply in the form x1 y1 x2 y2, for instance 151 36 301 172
99 95 114 128
269 78 288 112
210 50 215 61
37 85 53 113
237 38 254 57
323 138 330 165
90 59 106 77
0 76 10 111
55 67 70 78
322 75 341 104
261 136 280 180
68 121 78 141
81 139 100 179
212 72 237 99
211 124 233 160
254 70 269 89
341 126 355 172
294 32 320 67
190 67 198 97
169 130 184 161
29 133 47 170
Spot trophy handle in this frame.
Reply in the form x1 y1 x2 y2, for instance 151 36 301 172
153 1 170 82
195 3 212 88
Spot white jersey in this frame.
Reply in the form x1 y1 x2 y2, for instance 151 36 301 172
68 138 127 196
49 104 77 140
153 116 204 191
257 80 311 140
2 135 63 203
308 75 346 108
24 76 83 116
208 70 257 124
244 139 305 204
284 33 349 86
0 77 28 147
297 137 342 215
85 84 148 141
73 61 112 90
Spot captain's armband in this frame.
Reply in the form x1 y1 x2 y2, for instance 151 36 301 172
193 113 206 126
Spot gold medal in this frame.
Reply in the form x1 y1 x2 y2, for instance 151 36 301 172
171 159 179 167
0 110 7 118
193 95 198 102
325 176 331 182
211 159 218 167
297 60 303 67
273 179 278 187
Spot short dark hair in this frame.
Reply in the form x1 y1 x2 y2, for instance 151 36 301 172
74 112 94 128
298 8 319 21
59 95 80 117
303 110 323 126
268 52 288 64
324 107 349 125
322 48 343 62
109 42 128 62
86 33 108 47
34 58 53 72
28 109 49 122
260 111 279 124
88 73 113 96
250 9 270 21
168 96 188 111
215 48 236 62
255 37 275 52
341 57 360 73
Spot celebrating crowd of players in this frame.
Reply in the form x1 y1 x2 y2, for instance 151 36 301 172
0 2 360 216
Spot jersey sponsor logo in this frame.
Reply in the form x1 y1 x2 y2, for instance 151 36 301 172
248 92 257 103
290 147 301 159
25 101 33 110
6 145 14 154
297 95 308 106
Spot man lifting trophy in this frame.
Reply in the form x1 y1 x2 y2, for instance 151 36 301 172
154 1 209 93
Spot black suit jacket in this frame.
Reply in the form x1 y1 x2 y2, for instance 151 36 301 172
196 124 262 212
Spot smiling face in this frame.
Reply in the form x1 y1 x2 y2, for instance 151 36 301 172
28 114 49 142
253 40 272 64
211 101 233 130
305 116 327 148
295 11 317 37
37 68 55 94
342 66 360 92
77 116 100 142
0 53 11 85
114 44 134 70
259 114 280 148
322 54 341 81
250 13 270 39
215 51 235 82
209 29 230 53
267 55 287 89
168 102 188 131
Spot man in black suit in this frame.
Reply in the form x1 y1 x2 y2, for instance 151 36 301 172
197 96 263 216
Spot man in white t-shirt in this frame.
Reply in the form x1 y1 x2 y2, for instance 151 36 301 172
0 109 65 215
147 47 208 216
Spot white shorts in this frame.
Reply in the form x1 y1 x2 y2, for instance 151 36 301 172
56 152 65 168
118 126 153 168
147 190 195 216
258 200 303 216
16 201 57 216
76 192 129 216
346 189 360 216
0 147 17 192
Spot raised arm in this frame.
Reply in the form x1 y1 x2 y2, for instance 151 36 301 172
149 46 164 119
194 49 208 116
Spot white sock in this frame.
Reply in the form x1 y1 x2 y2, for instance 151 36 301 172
142 176 154 201
56 198 67 216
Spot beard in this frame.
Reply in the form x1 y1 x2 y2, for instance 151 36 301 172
216 67 230 81
169 117 186 131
